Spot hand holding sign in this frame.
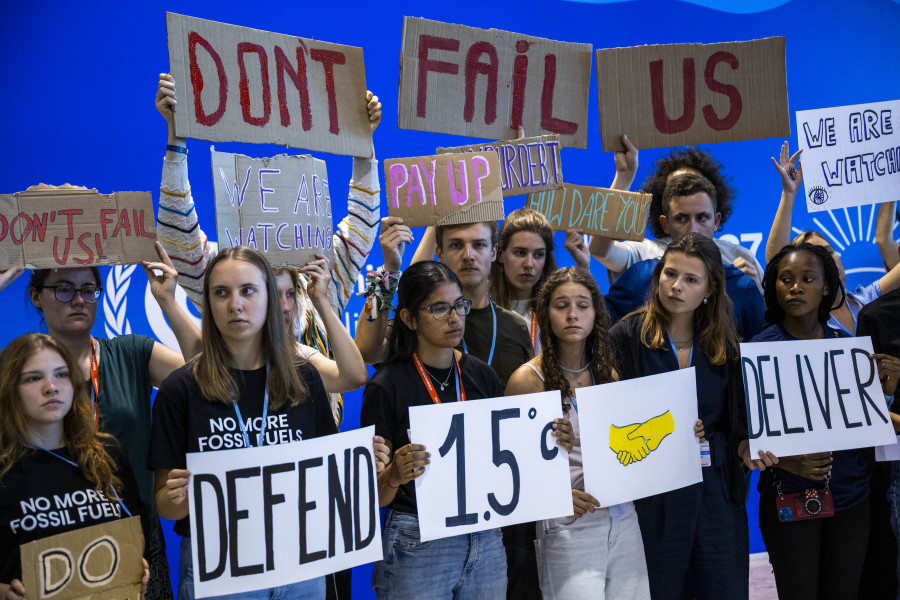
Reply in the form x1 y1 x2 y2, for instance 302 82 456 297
388 444 431 487
873 353 900 395
572 490 601 518
777 452 833 481
366 91 382 134
379 216 413 273
142 241 180 308
612 135 639 190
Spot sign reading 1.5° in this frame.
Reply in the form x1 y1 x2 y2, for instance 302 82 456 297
409 391 574 542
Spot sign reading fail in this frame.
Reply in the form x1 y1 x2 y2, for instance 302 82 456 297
596 37 789 152
212 149 333 268
399 17 592 148
385 152 504 228
187 426 382 598
20 516 144 600
438 135 563 196
0 185 157 269
167 13 372 157
409 391 573 542
526 184 651 241
741 337 895 457
797 99 900 212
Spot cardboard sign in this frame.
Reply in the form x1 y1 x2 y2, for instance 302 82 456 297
399 17 592 149
385 151 504 227
578 369 702 507
796 100 900 212
0 185 157 269
596 37 789 152
187 427 381 598
437 135 563 196
212 149 334 267
525 184 652 241
741 337 895 457
20 517 144 600
409 391 573 542
166 13 372 157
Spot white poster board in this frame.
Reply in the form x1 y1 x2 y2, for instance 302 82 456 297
409 391 572 542
578 369 702 507
741 337 894 456
186 427 382 598
796 99 900 212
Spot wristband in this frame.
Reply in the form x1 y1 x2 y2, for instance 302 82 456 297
357 265 401 322
166 144 188 154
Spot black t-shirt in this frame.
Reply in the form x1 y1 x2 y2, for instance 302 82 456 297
360 353 503 515
148 362 337 536
0 441 142 583
460 302 532 387
858 287 900 358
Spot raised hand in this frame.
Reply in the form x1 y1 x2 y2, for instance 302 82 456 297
142 241 179 305
771 140 803 196
611 134 639 190
366 91 382 132
299 254 332 308
379 216 414 272
564 229 591 270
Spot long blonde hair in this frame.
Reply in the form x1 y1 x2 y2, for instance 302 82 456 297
0 334 123 501
195 247 307 409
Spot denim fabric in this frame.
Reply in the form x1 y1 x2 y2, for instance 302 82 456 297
372 511 507 600
889 461 900 599
535 506 650 600
178 537 325 600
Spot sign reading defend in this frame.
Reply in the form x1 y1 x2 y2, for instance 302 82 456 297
212 149 334 268
385 152 504 228
399 17 592 149
526 184 651 241
596 37 789 152
167 13 372 157
0 185 157 269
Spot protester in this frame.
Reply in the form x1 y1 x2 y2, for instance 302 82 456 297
0 334 148 599
747 242 900 600
610 233 750 600
505 267 651 599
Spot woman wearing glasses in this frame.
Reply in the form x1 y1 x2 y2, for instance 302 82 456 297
26 243 200 600
361 261 509 599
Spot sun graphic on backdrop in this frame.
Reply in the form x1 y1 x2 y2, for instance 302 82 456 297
795 204 894 290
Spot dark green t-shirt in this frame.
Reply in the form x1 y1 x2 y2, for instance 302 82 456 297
460 302 532 387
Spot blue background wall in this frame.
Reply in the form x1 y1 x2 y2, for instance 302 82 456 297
3 0 899 595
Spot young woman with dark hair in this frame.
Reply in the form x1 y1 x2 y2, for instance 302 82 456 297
609 233 750 600
0 334 147 599
506 267 650 599
747 242 900 600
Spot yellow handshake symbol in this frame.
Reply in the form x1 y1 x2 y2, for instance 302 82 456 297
609 411 675 466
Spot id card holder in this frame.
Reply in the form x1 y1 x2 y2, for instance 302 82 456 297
699 441 711 467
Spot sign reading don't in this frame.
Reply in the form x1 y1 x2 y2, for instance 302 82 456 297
385 152 504 227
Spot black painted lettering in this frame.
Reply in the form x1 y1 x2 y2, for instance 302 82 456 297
742 357 763 439
328 449 354 557
803 353 832 428
226 467 263 576
298 457 326 564
774 357 804 434
194 474 227 582
353 446 376 550
540 421 560 458
756 356 782 436
851 348 888 425
262 462 295 570
830 350 862 429
795 355 815 431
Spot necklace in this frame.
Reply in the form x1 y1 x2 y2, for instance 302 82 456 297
423 365 453 391
561 362 590 373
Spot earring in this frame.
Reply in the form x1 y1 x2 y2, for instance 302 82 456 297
703 297 708 305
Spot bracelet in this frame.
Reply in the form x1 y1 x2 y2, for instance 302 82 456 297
166 144 188 154
357 265 401 322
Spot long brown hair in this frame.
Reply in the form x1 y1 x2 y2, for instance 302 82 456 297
637 233 739 365
535 267 617 404
194 247 307 409
0 334 123 500
491 208 557 309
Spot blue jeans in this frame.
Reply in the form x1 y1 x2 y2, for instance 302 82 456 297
372 511 507 600
889 462 900 599
178 537 325 600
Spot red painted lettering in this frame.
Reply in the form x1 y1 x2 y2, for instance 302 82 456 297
100 208 116 239
0 214 7 242
188 31 228 126
31 212 49 242
510 41 529 129
135 210 156 239
94 233 103 259
52 237 70 265
541 54 578 135
10 213 32 244
417 35 460 118
464 42 498 124
310 49 346 135
702 51 742 131
649 58 696 134
275 46 312 130
57 209 82 238
73 232 94 265
113 209 131 238
238 42 271 127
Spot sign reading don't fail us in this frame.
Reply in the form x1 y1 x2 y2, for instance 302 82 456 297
212 149 333 268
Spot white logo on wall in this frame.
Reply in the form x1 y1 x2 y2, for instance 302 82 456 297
144 281 201 355
104 266 135 338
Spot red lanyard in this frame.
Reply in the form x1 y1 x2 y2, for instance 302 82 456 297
412 352 466 404
89 337 100 431
530 311 538 351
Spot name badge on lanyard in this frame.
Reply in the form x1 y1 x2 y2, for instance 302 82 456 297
412 352 467 404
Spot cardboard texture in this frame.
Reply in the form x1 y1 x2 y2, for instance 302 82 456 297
399 17 592 149
385 151 504 227
796 99 900 212
596 37 789 152
526 185 651 241
437 135 563 196
167 12 372 157
212 149 334 268
20 516 144 600
0 186 157 269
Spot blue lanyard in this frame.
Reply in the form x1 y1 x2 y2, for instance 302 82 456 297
667 334 694 368
232 366 269 448
461 300 497 366
33 446 132 517
568 372 595 414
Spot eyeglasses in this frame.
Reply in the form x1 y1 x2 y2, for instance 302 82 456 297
43 284 103 304
420 299 471 320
